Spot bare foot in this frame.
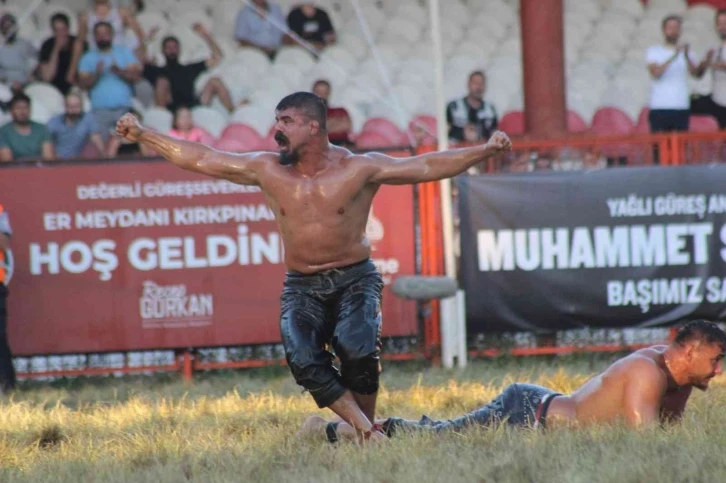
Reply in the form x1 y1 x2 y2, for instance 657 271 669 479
295 415 328 439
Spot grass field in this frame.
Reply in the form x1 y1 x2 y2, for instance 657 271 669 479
1 354 725 483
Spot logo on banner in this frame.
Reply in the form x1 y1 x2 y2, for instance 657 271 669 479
139 281 213 329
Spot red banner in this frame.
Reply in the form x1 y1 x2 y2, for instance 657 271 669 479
0 159 417 355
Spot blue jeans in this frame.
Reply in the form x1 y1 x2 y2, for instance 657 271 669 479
280 258 384 408
383 383 560 436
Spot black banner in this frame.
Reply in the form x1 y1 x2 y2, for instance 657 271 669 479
457 165 726 333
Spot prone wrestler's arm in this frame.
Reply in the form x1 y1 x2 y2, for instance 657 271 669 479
115 113 266 185
363 131 511 185
623 359 668 429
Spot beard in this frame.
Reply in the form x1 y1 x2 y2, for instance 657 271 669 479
164 54 179 66
275 131 299 165
279 150 300 166
97 40 112 50
14 118 30 126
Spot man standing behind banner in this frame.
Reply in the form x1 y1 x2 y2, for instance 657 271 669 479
0 204 16 392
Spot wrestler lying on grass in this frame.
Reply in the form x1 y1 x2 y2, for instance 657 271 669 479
298 320 725 442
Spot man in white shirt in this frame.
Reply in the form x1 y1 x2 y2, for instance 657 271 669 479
646 15 712 133
691 9 726 128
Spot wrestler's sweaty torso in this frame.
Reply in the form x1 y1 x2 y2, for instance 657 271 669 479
545 345 692 427
256 145 380 274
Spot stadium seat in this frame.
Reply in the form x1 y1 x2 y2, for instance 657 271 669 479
143 107 174 133
274 47 317 74
0 83 12 104
191 106 227 139
361 117 408 144
635 107 651 134
230 105 275 136
25 83 65 116
220 123 265 149
498 111 525 135
30 101 52 124
689 115 720 132
591 107 635 136
214 137 258 153
567 110 589 133
408 115 438 145
355 131 400 149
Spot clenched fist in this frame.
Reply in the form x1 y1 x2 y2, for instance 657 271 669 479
486 131 512 153
116 113 143 143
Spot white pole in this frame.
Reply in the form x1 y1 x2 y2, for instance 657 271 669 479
428 0 464 368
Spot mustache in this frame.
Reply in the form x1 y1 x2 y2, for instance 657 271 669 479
274 131 289 144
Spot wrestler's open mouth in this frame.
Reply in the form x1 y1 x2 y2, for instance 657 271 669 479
274 132 289 150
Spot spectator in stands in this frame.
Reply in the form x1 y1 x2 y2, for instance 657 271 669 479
0 94 54 162
106 108 154 157
0 204 16 393
235 0 286 59
168 107 206 142
0 14 38 95
312 79 353 147
646 15 712 133
446 71 498 145
48 92 105 159
145 24 237 113
78 22 141 143
70 0 145 82
691 9 726 129
287 3 336 51
39 13 88 96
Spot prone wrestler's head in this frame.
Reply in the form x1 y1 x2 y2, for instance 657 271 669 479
673 320 726 390
274 92 328 166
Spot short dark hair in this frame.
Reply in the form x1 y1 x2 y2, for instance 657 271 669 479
674 320 726 351
662 15 682 29
717 9 726 21
9 93 30 109
162 36 179 49
50 13 70 28
469 70 485 82
313 79 330 90
93 21 114 34
276 91 327 130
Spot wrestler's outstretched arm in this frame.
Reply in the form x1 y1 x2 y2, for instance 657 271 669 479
362 131 512 185
115 113 268 185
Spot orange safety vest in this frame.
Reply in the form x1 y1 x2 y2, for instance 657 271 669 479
0 204 5 285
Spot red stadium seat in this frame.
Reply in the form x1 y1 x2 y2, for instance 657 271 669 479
355 131 398 149
689 115 720 132
220 123 264 150
498 111 525 135
196 127 216 145
635 107 650 134
214 138 258 153
567 110 588 133
408 115 438 146
591 107 635 136
361 117 407 144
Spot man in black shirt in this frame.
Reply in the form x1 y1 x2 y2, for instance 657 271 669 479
144 23 236 113
287 2 336 50
446 70 498 144
39 13 86 95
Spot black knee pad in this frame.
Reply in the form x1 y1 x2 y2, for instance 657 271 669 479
340 356 380 395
